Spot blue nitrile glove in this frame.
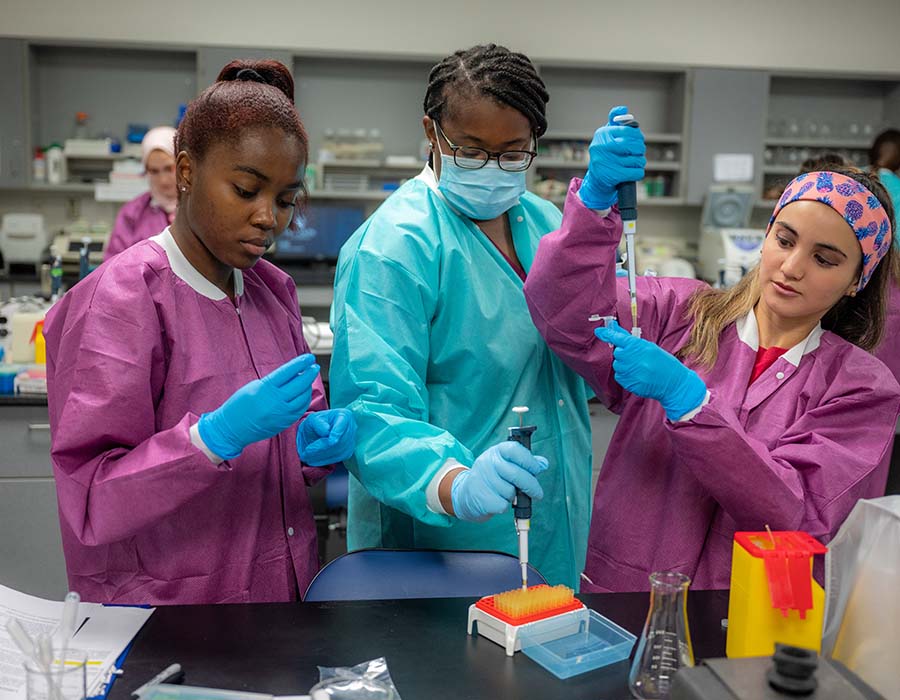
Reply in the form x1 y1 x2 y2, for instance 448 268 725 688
579 105 647 209
297 408 357 466
198 354 320 460
594 320 707 420
450 442 549 522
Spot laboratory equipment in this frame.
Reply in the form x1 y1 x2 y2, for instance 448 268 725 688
33 148 46 182
669 645 884 700
613 113 641 337
50 248 63 301
45 144 66 185
518 607 636 679
274 204 366 262
24 648 88 700
78 238 92 280
508 405 535 589
9 309 45 363
141 686 269 700
0 214 52 275
467 583 583 656
726 531 827 658
697 184 758 284
629 571 695 699
699 228 765 287
51 223 110 274
824 497 900 700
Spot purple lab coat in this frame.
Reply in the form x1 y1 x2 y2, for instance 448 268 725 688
874 283 900 384
104 192 171 261
523 179 900 592
45 234 330 605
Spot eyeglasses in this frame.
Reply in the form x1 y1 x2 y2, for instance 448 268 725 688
434 121 537 172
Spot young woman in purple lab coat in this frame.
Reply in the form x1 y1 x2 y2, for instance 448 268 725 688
523 107 900 592
44 60 356 605
103 126 178 261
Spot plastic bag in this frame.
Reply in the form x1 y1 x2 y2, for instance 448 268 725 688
309 658 401 700
823 495 900 700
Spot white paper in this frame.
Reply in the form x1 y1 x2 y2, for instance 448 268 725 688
713 153 754 182
0 584 153 700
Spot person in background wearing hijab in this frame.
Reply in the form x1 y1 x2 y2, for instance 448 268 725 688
104 126 178 260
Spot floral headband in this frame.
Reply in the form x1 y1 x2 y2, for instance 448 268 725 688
768 171 892 290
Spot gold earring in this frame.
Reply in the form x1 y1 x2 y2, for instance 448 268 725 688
849 290 857 297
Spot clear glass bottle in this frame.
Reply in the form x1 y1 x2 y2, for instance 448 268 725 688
628 571 695 699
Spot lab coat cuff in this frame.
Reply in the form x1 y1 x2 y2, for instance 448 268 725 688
189 421 225 465
673 391 711 423
426 459 467 515
575 189 612 219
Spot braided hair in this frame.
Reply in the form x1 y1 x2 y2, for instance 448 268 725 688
423 44 549 137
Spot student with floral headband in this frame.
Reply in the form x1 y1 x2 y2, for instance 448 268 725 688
523 109 900 591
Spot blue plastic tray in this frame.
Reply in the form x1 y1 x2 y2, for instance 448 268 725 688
518 608 637 679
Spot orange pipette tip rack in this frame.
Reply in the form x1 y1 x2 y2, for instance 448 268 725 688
475 584 583 626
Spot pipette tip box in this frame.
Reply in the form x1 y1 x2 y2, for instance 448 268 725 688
467 585 584 656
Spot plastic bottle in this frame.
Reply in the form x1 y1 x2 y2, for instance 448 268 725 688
74 112 89 139
32 148 46 183
354 129 368 160
45 144 66 185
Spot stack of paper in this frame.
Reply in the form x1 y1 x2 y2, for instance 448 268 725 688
0 584 154 700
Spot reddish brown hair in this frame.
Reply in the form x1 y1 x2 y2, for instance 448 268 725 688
175 59 308 173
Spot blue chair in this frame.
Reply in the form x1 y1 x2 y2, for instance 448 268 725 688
303 548 548 601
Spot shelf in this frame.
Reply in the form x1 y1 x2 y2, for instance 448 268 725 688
535 159 679 171
542 131 682 143
64 153 132 161
548 195 685 206
755 199 779 208
764 137 871 149
308 190 393 201
762 166 801 175
317 159 423 170
25 183 97 193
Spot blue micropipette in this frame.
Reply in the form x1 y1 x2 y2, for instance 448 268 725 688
613 113 642 338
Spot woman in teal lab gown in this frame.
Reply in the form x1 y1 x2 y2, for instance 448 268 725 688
330 44 602 588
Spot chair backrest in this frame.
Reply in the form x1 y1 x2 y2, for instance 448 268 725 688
303 548 548 601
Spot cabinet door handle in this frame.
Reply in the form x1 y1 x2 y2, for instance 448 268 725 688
27 423 51 431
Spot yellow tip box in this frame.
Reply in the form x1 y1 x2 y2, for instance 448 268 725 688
726 531 827 658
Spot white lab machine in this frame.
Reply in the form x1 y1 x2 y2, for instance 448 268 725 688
51 222 110 273
0 214 52 275
698 184 761 285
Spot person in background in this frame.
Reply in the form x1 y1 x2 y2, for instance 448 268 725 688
868 130 900 493
103 126 178 260
44 60 356 605
870 129 900 212
330 44 603 588
524 107 900 591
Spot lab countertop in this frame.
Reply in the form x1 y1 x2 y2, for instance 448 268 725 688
0 393 47 406
109 590 729 700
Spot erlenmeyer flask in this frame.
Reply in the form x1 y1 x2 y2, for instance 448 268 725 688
628 571 695 699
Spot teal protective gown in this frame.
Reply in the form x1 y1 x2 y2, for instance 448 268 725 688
330 167 592 588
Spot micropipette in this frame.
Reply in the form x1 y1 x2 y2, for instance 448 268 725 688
613 113 642 338
508 406 536 591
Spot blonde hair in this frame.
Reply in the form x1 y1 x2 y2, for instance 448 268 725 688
678 270 761 368
680 166 896 369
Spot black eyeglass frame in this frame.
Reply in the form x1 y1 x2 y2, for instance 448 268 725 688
434 121 538 172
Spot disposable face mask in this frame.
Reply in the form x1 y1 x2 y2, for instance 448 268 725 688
433 126 527 220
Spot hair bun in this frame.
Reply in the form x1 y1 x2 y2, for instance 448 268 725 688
216 59 295 102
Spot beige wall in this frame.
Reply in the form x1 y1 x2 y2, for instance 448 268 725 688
4 0 900 75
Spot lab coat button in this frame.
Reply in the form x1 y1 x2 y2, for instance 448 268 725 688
558 399 565 407
287 527 295 536
516 216 524 223
776 371 785 380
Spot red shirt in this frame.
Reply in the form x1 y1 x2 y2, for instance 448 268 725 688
749 346 788 385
